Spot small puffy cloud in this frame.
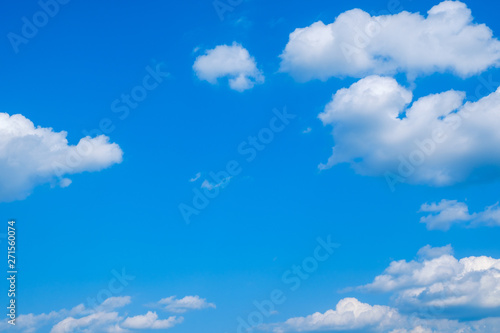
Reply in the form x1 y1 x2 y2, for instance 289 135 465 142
419 200 471 230
193 42 264 91
158 295 216 313
59 178 72 188
420 199 500 230
0 112 123 202
279 1 500 81
318 75 500 187
360 246 500 315
417 245 454 259
121 311 183 330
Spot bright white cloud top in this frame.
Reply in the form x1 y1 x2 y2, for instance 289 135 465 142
193 42 264 91
318 75 500 187
361 245 500 313
279 1 500 81
0 112 123 202
272 246 500 333
420 199 500 230
272 297 404 332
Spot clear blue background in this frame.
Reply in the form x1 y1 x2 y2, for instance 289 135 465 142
1 0 500 332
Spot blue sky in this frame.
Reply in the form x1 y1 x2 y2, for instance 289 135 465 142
2 0 500 332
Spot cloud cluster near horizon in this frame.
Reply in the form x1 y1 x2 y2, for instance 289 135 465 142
270 245 500 332
0 295 214 333
270 297 500 333
360 245 500 313
419 199 500 230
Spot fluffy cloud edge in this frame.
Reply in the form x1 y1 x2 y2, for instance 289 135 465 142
318 75 500 188
121 311 184 330
0 112 123 202
279 1 500 81
0 295 207 333
359 245 500 315
269 297 500 333
158 295 216 313
419 199 500 230
193 42 264 91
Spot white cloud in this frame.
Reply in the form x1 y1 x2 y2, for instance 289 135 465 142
389 327 433 333
121 311 183 330
360 246 500 314
0 296 190 333
420 199 500 230
158 295 216 313
59 178 72 188
0 304 85 333
279 1 500 81
318 75 500 187
419 200 471 230
98 296 132 312
0 112 123 202
271 297 404 332
50 312 124 333
272 247 500 332
269 297 486 333
50 307 183 333
193 42 264 91
9 313 61 333
388 320 500 333
417 245 454 259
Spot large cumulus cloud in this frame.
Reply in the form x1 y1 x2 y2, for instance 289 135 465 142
271 246 500 333
318 75 500 187
280 1 500 81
